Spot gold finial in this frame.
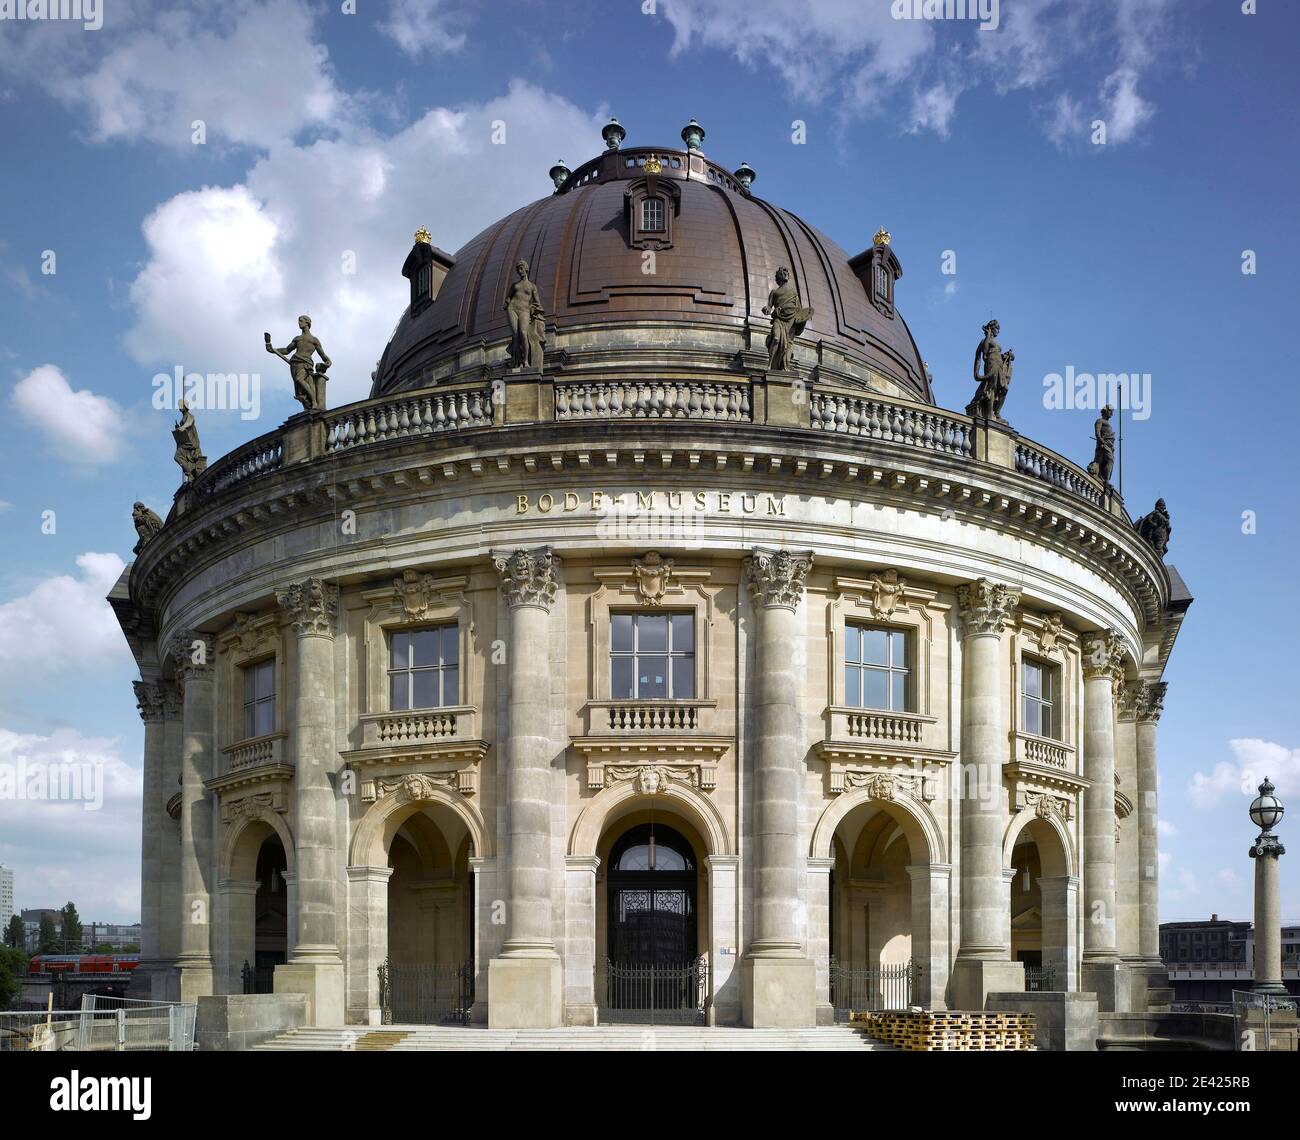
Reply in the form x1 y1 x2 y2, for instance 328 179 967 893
873 226 891 247
413 226 432 245
643 153 663 175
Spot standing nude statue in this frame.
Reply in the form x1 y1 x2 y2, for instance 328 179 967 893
265 315 331 412
504 259 545 369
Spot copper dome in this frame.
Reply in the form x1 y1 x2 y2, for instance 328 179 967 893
373 145 933 404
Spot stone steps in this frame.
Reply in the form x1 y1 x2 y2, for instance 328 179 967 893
252 1025 894 1051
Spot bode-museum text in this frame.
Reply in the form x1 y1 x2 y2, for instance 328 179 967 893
513 489 788 515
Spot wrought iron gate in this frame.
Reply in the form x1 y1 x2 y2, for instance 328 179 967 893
598 957 709 1025
378 959 474 1025
829 958 916 1020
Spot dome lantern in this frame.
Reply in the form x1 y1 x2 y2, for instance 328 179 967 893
733 161 756 190
680 118 706 152
602 118 626 150
548 159 571 190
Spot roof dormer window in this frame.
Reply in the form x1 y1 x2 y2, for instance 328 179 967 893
625 175 680 251
641 196 665 233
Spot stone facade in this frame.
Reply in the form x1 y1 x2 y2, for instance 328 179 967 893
111 138 1190 1034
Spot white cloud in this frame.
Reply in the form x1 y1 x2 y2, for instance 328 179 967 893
0 553 129 680
0 0 348 150
11 365 125 464
1215 868 1242 891
123 80 607 408
1157 818 1178 838
1189 739 1300 809
0 727 141 920
380 0 469 58
1099 68 1154 144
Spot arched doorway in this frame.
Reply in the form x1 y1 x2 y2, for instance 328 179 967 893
598 818 707 1024
219 812 295 996
250 835 288 992
1007 813 1075 991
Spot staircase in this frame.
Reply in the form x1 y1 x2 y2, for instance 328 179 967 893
251 1025 893 1051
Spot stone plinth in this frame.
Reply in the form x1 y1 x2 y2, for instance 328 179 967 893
274 960 345 1028
1082 959 1131 1015
989 991 1098 1051
488 957 563 1029
741 956 817 1028
950 959 1025 1012
196 993 309 1051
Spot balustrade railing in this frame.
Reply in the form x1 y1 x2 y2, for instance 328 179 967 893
192 432 283 498
605 703 700 732
1022 735 1069 769
223 733 285 772
375 710 460 742
1014 441 1104 506
810 392 973 457
845 710 925 745
555 380 750 422
327 387 493 452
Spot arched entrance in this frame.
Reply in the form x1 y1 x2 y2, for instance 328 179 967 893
218 810 295 996
597 815 708 1024
250 835 288 992
1006 812 1076 991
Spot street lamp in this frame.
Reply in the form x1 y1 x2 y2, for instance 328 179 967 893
1248 778 1287 995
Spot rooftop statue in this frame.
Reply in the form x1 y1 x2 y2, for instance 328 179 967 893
1089 405 1115 484
171 399 206 484
966 319 1013 423
265 315 331 412
132 501 163 553
1134 498 1172 557
762 267 813 372
504 259 545 370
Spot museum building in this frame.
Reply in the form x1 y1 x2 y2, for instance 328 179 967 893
112 120 1190 1030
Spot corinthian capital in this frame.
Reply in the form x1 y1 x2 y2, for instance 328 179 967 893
747 547 813 610
133 680 167 724
1137 680 1167 723
955 577 1020 637
1080 629 1123 681
493 547 559 611
276 578 339 637
168 631 214 686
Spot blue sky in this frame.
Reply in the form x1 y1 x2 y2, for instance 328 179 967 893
0 0 1296 925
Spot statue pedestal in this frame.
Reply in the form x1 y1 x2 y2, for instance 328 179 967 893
969 416 1018 468
759 369 810 429
502 367 551 424
282 410 326 464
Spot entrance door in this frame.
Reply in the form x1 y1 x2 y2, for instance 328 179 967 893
602 824 705 1024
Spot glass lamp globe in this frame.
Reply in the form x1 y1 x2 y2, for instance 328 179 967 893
1249 778 1284 832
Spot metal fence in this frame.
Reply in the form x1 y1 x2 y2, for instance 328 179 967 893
241 960 275 994
378 960 473 1025
1232 990 1299 1052
597 957 709 1025
1024 964 1061 992
0 995 196 1052
829 958 916 1019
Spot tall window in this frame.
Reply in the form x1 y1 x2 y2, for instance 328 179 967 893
389 625 459 710
242 658 276 740
610 612 694 700
640 196 665 233
1021 658 1057 738
845 625 909 710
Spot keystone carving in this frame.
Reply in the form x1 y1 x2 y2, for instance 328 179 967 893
1037 612 1064 653
747 548 813 610
493 547 559 611
868 568 908 620
956 578 1020 637
276 578 339 637
632 553 675 606
604 765 700 794
393 569 439 621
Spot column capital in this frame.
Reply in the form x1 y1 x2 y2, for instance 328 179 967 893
746 547 813 610
1250 835 1286 859
168 631 214 686
1080 628 1123 681
133 680 168 724
1136 680 1167 723
275 577 339 637
564 854 601 872
955 577 1020 636
492 546 560 611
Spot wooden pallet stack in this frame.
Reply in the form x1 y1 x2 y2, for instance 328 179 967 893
849 1009 1036 1051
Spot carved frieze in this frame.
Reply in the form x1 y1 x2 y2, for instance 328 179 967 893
493 547 559 611
220 791 281 825
956 578 1020 636
361 768 477 803
829 765 936 801
747 547 813 610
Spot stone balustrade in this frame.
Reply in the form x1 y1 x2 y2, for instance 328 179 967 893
1019 732 1071 770
327 386 494 452
810 392 972 458
555 380 751 422
1014 440 1104 506
844 709 927 745
222 731 286 772
603 702 701 732
191 432 283 499
372 709 462 743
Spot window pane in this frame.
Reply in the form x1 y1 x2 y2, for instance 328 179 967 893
891 671 906 711
442 624 459 666
1041 666 1053 703
845 625 861 664
412 669 438 709
862 669 888 709
390 673 409 711
390 631 408 669
442 666 459 707
670 613 694 652
1022 697 1034 733
255 699 275 737
638 656 668 699
611 614 633 654
1023 662 1040 698
861 628 888 666
411 628 441 667
243 705 255 741
845 665 860 707
890 631 907 667
619 844 651 872
243 667 256 703
611 656 634 699
637 615 668 653
672 657 695 699
256 659 275 700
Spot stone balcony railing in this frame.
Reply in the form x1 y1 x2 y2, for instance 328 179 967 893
1014 730 1074 772
360 707 476 748
822 707 940 756
583 700 717 736
555 380 751 422
221 731 288 773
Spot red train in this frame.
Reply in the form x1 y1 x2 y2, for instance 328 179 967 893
27 954 140 975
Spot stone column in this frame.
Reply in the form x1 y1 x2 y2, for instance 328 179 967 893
272 578 345 1026
563 855 599 1026
1250 782 1287 996
807 857 834 1024
172 632 215 1002
707 854 741 1025
742 547 816 1027
216 879 258 995
346 865 392 1025
1114 683 1141 962
908 863 951 1009
1079 629 1130 1012
951 578 1024 1010
1038 875 1078 991
1136 682 1168 983
131 680 167 997
470 856 501 1025
158 684 183 998
488 548 562 1028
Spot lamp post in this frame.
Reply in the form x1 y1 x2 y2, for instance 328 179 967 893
1248 778 1287 996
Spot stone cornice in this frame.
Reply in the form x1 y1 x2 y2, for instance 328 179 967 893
956 577 1020 637
275 578 339 638
747 547 813 610
492 546 559 611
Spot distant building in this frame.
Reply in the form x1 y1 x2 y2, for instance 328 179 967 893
0 865 13 935
83 922 142 950
20 908 63 954
1161 916 1300 1003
